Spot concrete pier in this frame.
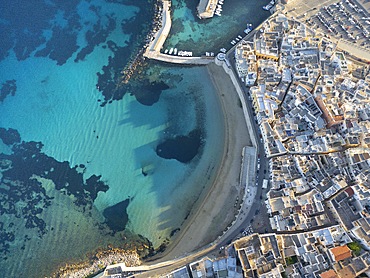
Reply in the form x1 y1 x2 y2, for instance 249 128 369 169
144 0 213 65
147 0 172 53
197 0 218 19
145 51 214 65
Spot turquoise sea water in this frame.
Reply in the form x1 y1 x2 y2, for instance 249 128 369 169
164 0 271 55
0 0 269 276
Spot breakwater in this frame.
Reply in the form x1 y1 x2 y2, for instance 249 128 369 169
197 0 218 19
143 0 214 65
54 248 141 278
119 0 164 84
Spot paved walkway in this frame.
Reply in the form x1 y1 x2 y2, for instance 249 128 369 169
145 52 214 64
146 0 171 53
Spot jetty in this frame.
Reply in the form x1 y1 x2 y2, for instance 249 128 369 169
143 0 213 65
197 0 218 19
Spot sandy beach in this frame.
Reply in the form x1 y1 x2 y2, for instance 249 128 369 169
147 62 253 262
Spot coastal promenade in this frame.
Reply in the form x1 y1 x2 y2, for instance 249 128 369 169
144 51 214 65
143 0 213 65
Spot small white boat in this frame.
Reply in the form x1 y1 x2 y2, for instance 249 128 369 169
169 48 174 55
263 0 274 10
174 48 178 55
164 49 169 54
244 24 253 34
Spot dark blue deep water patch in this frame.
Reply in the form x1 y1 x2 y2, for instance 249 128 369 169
156 129 203 163
0 0 82 63
0 0 138 66
34 25 79 66
131 80 169 106
0 128 110 259
103 198 130 233
0 127 20 145
0 80 16 102
74 15 116 62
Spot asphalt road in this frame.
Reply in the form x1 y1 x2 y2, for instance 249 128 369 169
223 48 271 233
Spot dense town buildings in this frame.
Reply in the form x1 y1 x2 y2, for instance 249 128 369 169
231 11 370 277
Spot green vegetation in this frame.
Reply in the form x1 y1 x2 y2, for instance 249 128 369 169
347 241 362 256
285 255 298 266
281 272 287 278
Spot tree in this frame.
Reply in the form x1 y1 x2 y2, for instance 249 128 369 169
347 242 362 256
285 255 298 266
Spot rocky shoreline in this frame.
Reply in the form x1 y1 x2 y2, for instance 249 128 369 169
52 245 145 278
56 249 139 278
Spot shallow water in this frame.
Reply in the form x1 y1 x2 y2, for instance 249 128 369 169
0 0 269 276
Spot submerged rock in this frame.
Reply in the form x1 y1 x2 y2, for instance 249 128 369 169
132 80 169 106
156 129 202 163
103 199 130 232
0 80 16 102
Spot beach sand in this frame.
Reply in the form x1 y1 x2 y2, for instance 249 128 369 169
148 62 252 262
